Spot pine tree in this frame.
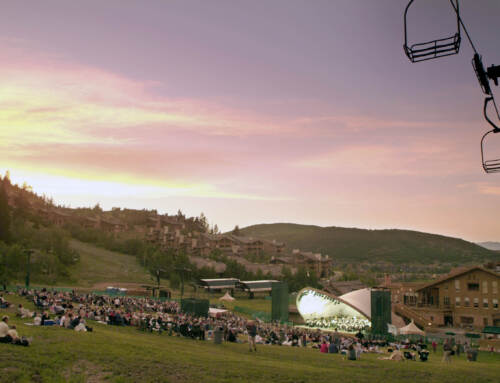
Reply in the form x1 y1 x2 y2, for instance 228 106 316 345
232 225 240 236
0 182 11 243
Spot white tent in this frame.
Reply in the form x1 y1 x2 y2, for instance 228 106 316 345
209 308 229 317
387 323 398 336
219 292 235 301
399 320 425 336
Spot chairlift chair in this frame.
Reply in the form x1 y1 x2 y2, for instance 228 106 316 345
403 0 461 63
481 97 500 173
472 54 492 96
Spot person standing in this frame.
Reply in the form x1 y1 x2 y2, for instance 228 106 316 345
246 320 257 352
432 340 437 353
442 339 452 363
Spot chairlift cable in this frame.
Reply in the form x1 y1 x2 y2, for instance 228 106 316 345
491 97 500 121
450 0 500 120
448 0 478 55
448 1 500 120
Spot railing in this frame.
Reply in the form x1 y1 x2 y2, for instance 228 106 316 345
394 303 430 329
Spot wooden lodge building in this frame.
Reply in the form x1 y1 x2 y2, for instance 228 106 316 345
387 266 500 330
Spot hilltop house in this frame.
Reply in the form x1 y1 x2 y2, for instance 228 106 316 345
292 249 332 278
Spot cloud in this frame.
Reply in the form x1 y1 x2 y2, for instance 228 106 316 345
458 182 500 196
0 49 288 144
294 139 477 176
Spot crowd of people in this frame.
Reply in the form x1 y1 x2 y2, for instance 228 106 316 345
0 288 483 363
3 288 372 354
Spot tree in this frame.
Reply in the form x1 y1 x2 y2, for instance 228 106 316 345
210 224 220 235
21 182 33 192
14 191 30 220
232 225 241 236
3 171 11 185
198 212 209 232
0 183 11 243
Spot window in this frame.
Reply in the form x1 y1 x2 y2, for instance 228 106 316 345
483 318 488 326
455 297 461 307
468 283 479 291
455 280 460 291
483 281 488 294
464 297 470 307
493 281 498 294
493 299 498 309
484 298 489 308
444 296 450 306
460 316 474 324
473 298 479 308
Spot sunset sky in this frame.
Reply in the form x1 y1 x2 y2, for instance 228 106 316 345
1 0 500 242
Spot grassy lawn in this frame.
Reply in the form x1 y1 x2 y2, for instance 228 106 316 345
65 240 153 288
1 296 498 383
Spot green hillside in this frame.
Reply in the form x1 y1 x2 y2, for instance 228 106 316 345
238 224 498 265
66 240 153 288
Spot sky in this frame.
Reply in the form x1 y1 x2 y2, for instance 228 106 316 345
1 0 500 242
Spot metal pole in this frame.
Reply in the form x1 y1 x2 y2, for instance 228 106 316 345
25 249 33 288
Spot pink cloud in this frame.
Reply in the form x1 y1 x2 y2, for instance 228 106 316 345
294 137 479 176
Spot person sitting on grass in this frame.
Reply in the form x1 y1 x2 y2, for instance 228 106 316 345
16 304 33 319
0 316 31 346
0 315 10 343
7 325 31 346
227 328 238 343
0 294 11 308
347 344 357 360
41 311 50 326
320 340 328 353
33 313 42 326
328 339 338 354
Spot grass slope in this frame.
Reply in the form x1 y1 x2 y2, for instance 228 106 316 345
238 223 497 264
1 295 499 383
66 240 153 288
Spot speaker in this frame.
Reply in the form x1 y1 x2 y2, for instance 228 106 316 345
271 282 289 323
371 289 391 335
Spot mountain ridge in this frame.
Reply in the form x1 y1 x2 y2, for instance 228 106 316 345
237 223 498 265
477 242 500 251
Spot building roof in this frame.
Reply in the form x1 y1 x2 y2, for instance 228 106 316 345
262 239 285 247
238 280 280 292
328 280 367 296
339 288 372 319
198 278 239 289
228 234 263 244
416 266 500 291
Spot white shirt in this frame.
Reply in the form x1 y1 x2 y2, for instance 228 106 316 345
0 321 9 337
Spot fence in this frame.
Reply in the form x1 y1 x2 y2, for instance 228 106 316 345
6 285 74 293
